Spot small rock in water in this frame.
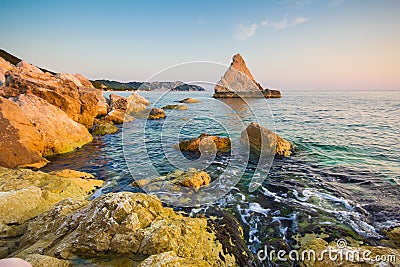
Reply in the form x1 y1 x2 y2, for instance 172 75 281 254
162 104 188 110
179 97 200 103
137 108 166 120
179 133 231 153
241 122 292 156
91 119 119 135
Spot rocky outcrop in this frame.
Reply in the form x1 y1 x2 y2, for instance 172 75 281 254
13 192 237 266
105 92 150 124
0 96 48 169
162 104 188 110
56 73 94 89
241 122 292 156
2 60 107 128
179 97 200 103
179 133 231 153
213 54 282 98
0 167 102 228
16 94 93 156
268 89 282 98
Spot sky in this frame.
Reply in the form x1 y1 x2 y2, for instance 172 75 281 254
1 0 400 91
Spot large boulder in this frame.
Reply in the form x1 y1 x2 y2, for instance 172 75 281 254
213 54 281 98
0 96 48 169
56 73 94 88
179 133 231 153
241 122 292 157
3 61 107 128
16 61 44 74
13 192 237 266
16 94 93 156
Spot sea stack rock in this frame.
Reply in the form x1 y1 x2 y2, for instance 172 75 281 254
213 53 281 98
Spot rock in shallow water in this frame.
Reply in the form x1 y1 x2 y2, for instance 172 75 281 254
241 122 292 157
162 104 188 110
179 97 200 103
91 119 119 136
179 133 231 153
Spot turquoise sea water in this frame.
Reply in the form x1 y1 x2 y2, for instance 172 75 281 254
43 90 400 262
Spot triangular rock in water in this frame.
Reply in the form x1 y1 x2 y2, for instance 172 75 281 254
213 53 281 98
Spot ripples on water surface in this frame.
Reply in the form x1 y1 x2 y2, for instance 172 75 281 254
43 90 400 263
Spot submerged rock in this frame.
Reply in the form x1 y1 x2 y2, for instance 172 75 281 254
179 133 231 153
162 104 188 110
179 97 200 103
13 192 237 266
241 122 292 156
213 54 282 98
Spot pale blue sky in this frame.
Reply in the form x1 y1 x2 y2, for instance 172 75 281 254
1 0 399 90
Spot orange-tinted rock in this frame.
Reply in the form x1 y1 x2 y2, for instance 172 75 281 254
170 169 211 189
179 133 231 152
241 122 292 156
0 57 15 86
16 94 93 156
105 109 134 124
179 97 200 103
4 62 107 128
106 93 150 124
0 96 48 169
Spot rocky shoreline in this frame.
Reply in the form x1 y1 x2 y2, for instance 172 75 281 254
1 53 399 267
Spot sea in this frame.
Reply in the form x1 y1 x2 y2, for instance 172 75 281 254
42 90 400 265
